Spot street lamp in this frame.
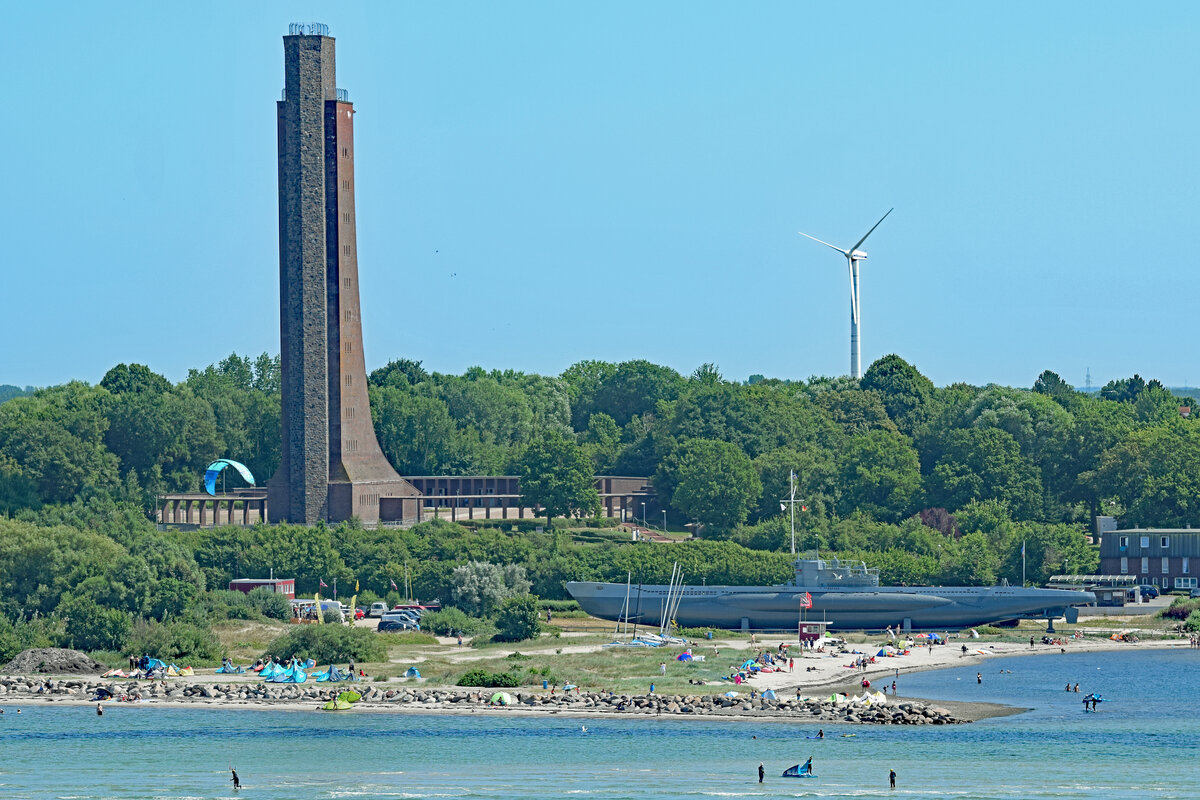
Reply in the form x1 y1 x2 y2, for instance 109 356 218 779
662 510 667 532
641 502 646 528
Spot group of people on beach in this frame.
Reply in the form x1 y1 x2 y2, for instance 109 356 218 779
1188 633 1200 648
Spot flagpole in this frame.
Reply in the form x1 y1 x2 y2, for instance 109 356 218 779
1022 539 1026 586
789 471 796 555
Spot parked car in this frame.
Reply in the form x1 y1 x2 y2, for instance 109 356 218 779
383 611 420 626
1129 585 1160 600
354 607 366 620
369 602 389 618
1190 588 1200 599
378 618 418 632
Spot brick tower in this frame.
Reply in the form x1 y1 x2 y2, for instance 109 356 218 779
268 23 418 524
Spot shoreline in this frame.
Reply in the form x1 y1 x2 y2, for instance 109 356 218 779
4 639 1182 724
0 692 1021 724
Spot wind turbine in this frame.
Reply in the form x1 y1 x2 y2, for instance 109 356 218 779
798 208 893 379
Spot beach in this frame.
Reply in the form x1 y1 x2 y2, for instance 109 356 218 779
2 648 1197 800
1 633 1185 724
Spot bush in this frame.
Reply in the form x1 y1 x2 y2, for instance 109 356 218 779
246 587 292 621
0 615 57 664
126 619 221 663
263 625 387 664
421 606 486 636
537 599 581 613
1184 610 1200 633
322 608 343 624
973 625 1005 635
1161 597 1200 621
456 668 520 687
495 595 541 642
198 590 260 622
58 596 131 652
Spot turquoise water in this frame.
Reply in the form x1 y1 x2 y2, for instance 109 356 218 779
1 649 1197 799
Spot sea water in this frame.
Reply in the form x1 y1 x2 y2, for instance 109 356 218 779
1 649 1196 799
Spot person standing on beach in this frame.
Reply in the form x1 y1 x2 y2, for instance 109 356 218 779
889 769 896 789
758 763 764 783
1029 636 1035 648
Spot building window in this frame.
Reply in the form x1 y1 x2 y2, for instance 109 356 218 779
344 341 352 354
1141 557 1149 574
1161 536 1169 548
342 180 349 190
345 439 358 453
1140 536 1150 548
1119 536 1128 550
1120 557 1127 574
344 375 352 386
343 277 351 288
1162 557 1169 573
1184 557 1190 575
1175 577 1198 589
345 407 355 420
343 212 351 223
343 244 350 256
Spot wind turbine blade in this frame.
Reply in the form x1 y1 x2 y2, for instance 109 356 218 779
849 207 894 254
798 231 850 256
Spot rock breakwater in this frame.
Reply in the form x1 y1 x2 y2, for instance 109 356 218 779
0 676 967 724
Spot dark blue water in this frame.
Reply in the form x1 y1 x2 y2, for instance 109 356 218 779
1 649 1196 799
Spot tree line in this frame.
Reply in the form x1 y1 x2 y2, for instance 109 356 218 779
4 352 1196 533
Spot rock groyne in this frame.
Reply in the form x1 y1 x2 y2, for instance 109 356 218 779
0 676 968 724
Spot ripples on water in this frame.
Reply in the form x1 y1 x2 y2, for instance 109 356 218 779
1 649 1196 799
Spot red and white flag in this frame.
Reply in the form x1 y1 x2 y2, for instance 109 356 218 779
319 579 329 588
390 578 399 591
801 592 813 609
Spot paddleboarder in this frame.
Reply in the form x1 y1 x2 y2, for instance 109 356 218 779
231 769 240 791
758 763 764 783
890 769 896 789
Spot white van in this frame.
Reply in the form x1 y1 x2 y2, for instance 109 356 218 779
369 602 388 618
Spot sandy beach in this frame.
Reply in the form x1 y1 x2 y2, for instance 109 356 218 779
1 634 1186 724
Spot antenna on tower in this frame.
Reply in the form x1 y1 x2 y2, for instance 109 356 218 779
1084 367 1092 393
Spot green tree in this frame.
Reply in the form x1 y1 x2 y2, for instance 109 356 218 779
449 561 531 617
494 594 541 641
560 359 618 431
516 432 600 523
1096 420 1200 527
591 360 686 426
370 386 457 474
58 595 132 652
835 431 922 522
100 363 171 395
580 412 622 473
926 427 1043 519
666 439 762 536
860 355 935 434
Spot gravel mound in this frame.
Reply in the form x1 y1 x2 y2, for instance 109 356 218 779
0 648 108 675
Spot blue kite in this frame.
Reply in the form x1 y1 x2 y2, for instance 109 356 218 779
204 459 256 496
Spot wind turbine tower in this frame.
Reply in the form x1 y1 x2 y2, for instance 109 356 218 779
799 209 893 379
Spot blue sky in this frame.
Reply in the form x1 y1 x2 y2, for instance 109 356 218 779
4 3 1198 390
